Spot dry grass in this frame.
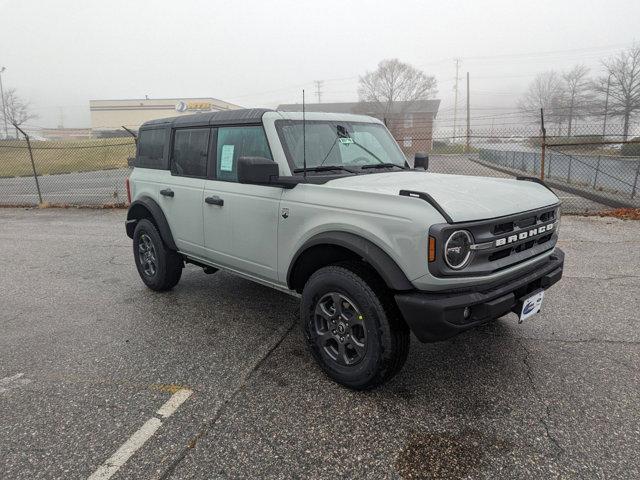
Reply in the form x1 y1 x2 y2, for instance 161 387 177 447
0 138 135 177
589 208 640 220
0 203 128 209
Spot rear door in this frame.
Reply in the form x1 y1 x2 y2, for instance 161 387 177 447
202 125 282 283
158 127 210 257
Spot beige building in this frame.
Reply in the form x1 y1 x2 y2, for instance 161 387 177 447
89 97 242 135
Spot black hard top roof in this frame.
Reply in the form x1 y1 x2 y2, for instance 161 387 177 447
140 108 273 129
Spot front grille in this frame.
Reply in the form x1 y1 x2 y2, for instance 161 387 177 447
515 216 536 228
489 248 511 262
429 204 560 277
514 239 536 253
492 221 514 235
537 233 553 244
540 211 556 222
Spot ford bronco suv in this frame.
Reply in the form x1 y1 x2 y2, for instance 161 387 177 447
125 108 564 390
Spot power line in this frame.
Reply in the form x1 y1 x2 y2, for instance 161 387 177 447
462 42 633 62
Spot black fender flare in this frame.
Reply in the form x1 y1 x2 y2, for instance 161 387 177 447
125 196 177 251
287 231 414 292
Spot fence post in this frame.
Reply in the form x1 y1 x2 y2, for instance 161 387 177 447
632 159 640 199
540 108 546 181
14 124 43 204
567 156 572 183
593 156 600 189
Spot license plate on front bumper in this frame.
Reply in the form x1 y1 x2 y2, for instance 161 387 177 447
519 290 544 322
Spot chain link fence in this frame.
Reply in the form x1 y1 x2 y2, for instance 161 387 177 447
0 137 135 206
0 124 638 214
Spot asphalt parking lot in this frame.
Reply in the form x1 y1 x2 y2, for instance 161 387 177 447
1 208 639 479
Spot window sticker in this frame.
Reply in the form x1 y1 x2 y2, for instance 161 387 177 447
220 145 235 171
339 137 354 145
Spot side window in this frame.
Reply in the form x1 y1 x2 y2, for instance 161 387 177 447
216 126 272 182
136 128 166 169
171 128 210 177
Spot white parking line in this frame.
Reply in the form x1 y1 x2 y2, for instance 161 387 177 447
0 373 32 394
156 388 193 418
87 388 193 480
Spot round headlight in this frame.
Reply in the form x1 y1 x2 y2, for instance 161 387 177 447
444 230 473 269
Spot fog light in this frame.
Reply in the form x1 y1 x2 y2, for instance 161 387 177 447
463 307 471 319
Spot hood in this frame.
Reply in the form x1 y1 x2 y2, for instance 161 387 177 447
323 171 559 222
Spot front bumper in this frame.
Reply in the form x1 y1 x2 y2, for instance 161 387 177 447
395 249 564 342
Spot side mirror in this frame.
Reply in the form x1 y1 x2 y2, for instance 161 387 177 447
237 156 279 185
414 152 429 170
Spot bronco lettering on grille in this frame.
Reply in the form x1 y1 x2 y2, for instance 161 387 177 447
495 223 554 247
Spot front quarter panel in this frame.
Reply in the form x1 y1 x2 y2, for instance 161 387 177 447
277 184 446 285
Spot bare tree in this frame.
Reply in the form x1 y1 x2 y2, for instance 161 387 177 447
357 59 437 118
518 71 566 131
594 45 640 140
2 88 37 138
561 64 592 136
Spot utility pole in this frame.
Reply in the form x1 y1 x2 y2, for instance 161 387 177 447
0 66 8 139
314 80 324 103
540 108 547 181
601 73 611 139
452 59 461 141
465 72 470 153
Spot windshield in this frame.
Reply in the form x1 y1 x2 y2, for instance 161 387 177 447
275 120 407 172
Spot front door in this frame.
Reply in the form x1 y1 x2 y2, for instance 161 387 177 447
202 125 281 283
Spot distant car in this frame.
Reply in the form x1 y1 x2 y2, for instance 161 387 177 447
125 108 564 389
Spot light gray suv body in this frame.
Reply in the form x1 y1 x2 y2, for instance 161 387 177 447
126 108 564 389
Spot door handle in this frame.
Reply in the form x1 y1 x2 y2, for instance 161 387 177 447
205 195 224 206
160 188 174 197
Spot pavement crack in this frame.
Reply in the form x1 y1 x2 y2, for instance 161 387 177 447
562 274 640 281
518 339 565 456
155 318 297 480
480 331 640 347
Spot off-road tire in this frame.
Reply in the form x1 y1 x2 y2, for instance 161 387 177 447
133 219 183 291
301 262 410 390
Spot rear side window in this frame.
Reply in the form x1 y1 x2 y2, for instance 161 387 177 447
171 128 210 177
136 128 167 169
216 126 272 182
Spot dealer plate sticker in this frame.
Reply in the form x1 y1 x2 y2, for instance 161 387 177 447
520 290 544 322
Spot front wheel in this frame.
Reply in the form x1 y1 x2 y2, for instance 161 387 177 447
301 263 410 390
133 219 183 291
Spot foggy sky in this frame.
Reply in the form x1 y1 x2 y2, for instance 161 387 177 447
1 0 638 128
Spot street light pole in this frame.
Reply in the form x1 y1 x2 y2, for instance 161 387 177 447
0 67 9 139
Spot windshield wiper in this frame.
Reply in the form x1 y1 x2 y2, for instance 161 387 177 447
361 163 405 170
293 165 356 173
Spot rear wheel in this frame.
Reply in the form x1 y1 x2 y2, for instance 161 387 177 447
133 219 182 291
301 263 410 390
